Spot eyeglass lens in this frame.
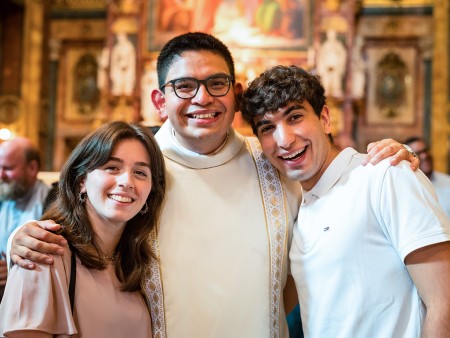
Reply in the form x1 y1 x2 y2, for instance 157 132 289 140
415 147 429 156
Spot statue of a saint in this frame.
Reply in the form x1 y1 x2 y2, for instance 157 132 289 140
110 33 136 96
140 60 163 127
97 47 109 93
351 36 367 99
317 29 347 98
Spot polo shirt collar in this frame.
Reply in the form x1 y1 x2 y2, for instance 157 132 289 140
303 147 357 202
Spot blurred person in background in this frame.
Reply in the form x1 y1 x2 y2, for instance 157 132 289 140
0 137 51 301
405 136 450 218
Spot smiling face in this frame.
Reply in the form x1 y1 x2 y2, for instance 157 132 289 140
255 101 339 191
152 50 242 154
80 139 153 230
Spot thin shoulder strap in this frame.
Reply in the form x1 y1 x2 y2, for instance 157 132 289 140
69 247 76 313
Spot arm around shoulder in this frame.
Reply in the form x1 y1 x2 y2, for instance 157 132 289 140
9 220 67 270
364 138 420 170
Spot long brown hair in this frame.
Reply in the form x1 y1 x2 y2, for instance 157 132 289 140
42 121 166 292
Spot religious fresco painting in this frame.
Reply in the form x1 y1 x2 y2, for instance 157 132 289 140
73 53 101 116
61 46 104 122
147 0 311 51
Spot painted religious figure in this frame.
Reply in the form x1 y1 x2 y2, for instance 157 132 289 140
375 52 407 119
150 0 308 50
74 53 100 115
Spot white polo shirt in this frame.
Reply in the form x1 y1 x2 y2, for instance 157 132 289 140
290 147 450 338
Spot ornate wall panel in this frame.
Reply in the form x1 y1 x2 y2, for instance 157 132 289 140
432 0 449 172
354 6 432 151
20 0 45 146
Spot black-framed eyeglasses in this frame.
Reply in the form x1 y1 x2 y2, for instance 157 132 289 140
160 74 234 99
414 147 429 157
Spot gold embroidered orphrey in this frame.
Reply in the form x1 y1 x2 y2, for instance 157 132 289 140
247 136 289 338
144 227 166 338
143 137 288 338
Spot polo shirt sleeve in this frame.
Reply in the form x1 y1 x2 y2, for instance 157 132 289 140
377 161 450 261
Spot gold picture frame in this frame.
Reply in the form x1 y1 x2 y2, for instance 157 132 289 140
58 43 103 122
365 45 419 126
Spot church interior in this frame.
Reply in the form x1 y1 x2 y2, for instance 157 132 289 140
0 0 448 173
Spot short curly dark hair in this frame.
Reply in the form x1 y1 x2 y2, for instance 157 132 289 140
241 65 326 134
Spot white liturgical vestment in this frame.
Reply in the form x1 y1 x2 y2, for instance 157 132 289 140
144 121 301 338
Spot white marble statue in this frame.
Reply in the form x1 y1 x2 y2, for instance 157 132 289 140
317 29 347 98
351 36 367 99
140 60 162 127
110 33 136 96
97 47 109 92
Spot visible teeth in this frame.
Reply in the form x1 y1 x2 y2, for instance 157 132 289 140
191 113 216 119
109 195 133 203
282 148 305 160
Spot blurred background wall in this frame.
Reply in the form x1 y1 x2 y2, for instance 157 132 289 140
0 0 448 172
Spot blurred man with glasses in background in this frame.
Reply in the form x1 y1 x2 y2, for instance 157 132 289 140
405 136 450 217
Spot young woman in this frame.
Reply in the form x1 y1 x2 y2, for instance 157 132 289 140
0 121 165 337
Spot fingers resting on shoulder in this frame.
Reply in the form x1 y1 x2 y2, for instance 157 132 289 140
11 220 67 270
363 138 419 171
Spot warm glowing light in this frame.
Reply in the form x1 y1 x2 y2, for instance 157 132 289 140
0 128 12 141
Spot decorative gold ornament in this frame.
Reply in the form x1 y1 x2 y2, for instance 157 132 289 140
0 96 21 124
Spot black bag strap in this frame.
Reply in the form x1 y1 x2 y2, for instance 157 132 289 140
69 247 76 313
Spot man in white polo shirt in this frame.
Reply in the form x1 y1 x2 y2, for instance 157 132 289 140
241 65 450 338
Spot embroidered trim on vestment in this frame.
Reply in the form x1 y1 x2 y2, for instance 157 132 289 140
247 137 288 338
144 227 167 338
